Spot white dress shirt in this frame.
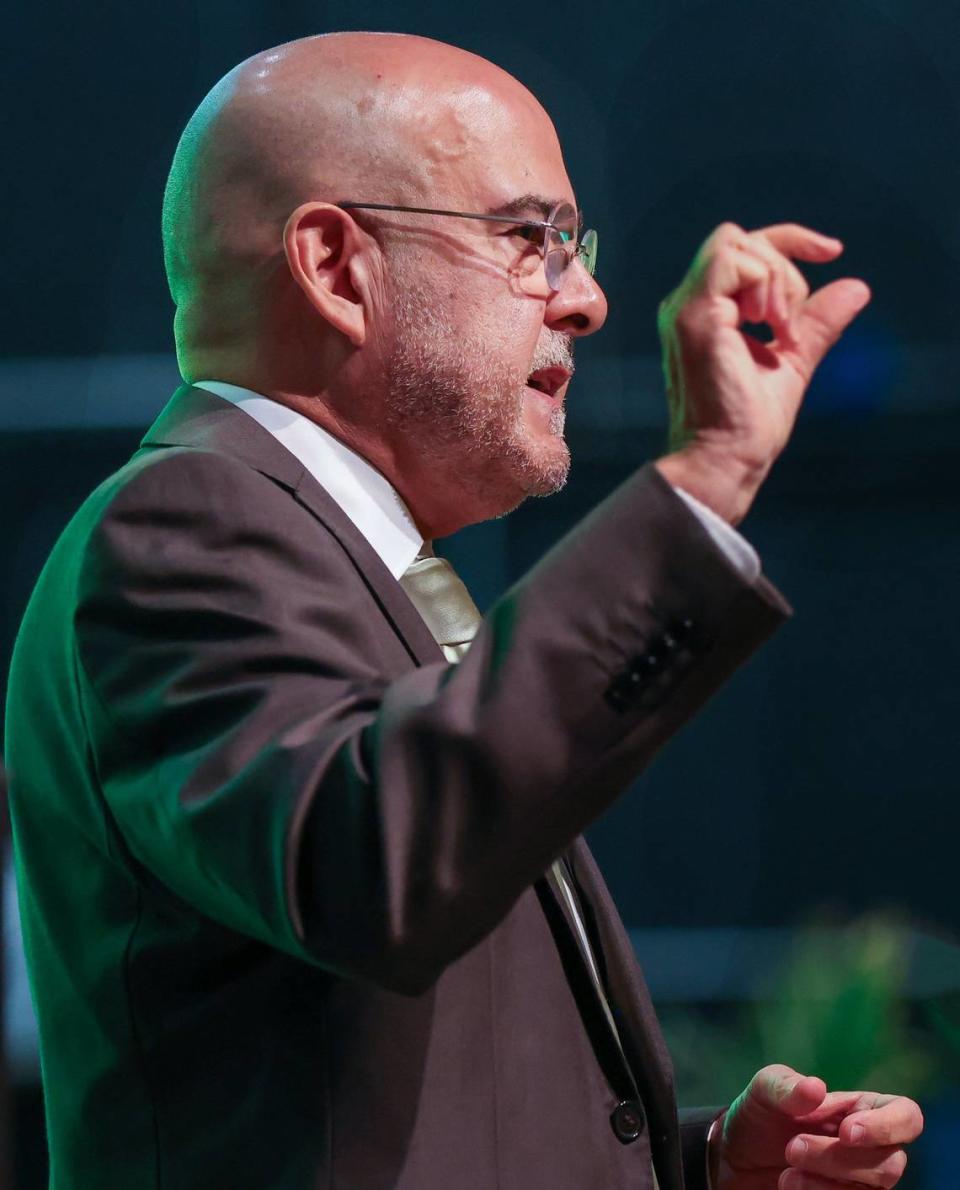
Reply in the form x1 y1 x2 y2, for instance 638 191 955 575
196 380 423 579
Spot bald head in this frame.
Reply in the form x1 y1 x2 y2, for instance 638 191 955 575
163 33 559 369
161 33 606 536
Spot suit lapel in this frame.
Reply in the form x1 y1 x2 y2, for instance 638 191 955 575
541 844 685 1185
140 385 442 668
566 840 686 1186
566 839 677 1117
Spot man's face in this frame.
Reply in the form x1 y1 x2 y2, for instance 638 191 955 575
382 255 576 501
373 88 607 513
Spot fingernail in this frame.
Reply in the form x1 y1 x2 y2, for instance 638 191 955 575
790 1137 808 1159
850 1123 865 1144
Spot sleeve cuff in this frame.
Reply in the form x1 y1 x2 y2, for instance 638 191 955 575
705 1113 721 1189
677 1107 725 1190
673 486 761 582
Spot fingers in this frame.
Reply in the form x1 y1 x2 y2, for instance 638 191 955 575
698 230 770 314
779 1094 922 1190
838 1095 925 1148
785 1134 908 1189
698 220 838 267
695 222 849 350
791 278 872 377
750 1065 828 1118
738 234 811 346
758 222 844 263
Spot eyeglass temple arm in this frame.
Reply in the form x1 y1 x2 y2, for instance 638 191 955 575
338 201 554 230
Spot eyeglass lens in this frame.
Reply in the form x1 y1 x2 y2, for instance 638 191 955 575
544 202 598 289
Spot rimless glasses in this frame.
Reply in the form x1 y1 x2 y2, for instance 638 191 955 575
338 200 598 292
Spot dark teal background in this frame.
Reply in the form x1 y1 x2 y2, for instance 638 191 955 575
4 2 960 1185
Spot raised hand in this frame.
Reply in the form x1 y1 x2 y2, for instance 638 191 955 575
655 222 871 524
710 1064 924 1189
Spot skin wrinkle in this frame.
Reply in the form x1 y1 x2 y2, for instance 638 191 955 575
162 31 607 538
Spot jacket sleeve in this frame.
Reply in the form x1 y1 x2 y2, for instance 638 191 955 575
677 1107 725 1190
76 447 789 994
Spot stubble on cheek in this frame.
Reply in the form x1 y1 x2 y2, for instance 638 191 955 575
381 272 572 499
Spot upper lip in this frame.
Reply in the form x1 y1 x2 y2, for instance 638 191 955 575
526 366 573 398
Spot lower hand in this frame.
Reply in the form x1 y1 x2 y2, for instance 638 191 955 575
711 1064 923 1189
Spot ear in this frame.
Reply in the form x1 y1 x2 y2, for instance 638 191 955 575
283 203 372 348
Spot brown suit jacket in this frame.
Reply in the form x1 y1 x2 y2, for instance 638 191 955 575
5 387 789 1188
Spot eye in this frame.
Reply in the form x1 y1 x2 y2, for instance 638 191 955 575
509 224 547 246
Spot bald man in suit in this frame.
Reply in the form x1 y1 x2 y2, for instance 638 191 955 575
5 32 921 1190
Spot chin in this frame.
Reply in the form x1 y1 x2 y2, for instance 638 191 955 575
456 442 569 527
511 435 571 499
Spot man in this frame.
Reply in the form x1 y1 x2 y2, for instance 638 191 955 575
5 31 922 1190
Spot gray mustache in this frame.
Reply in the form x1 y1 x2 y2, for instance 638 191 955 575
530 333 574 377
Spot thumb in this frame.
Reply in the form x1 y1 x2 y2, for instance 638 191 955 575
751 1065 828 1119
793 278 871 374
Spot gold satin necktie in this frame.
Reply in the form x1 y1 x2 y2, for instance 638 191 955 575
400 549 480 662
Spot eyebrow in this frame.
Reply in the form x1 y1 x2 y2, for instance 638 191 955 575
486 194 582 226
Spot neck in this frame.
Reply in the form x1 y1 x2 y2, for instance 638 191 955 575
269 389 527 537
185 350 528 536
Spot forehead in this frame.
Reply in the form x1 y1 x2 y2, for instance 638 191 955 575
403 82 574 208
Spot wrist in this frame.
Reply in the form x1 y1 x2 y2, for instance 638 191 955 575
655 446 767 526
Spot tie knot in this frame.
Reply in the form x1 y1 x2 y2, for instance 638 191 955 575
400 554 481 649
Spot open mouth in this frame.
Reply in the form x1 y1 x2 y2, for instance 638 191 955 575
525 366 573 400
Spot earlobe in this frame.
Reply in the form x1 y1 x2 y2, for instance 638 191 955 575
283 203 367 348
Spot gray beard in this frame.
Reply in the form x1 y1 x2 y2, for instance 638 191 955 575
382 281 574 503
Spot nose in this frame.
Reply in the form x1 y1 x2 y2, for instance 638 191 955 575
544 261 608 336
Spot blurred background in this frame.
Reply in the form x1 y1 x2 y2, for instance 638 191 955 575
3 0 960 1184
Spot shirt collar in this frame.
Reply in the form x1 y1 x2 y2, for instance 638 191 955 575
193 380 423 579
